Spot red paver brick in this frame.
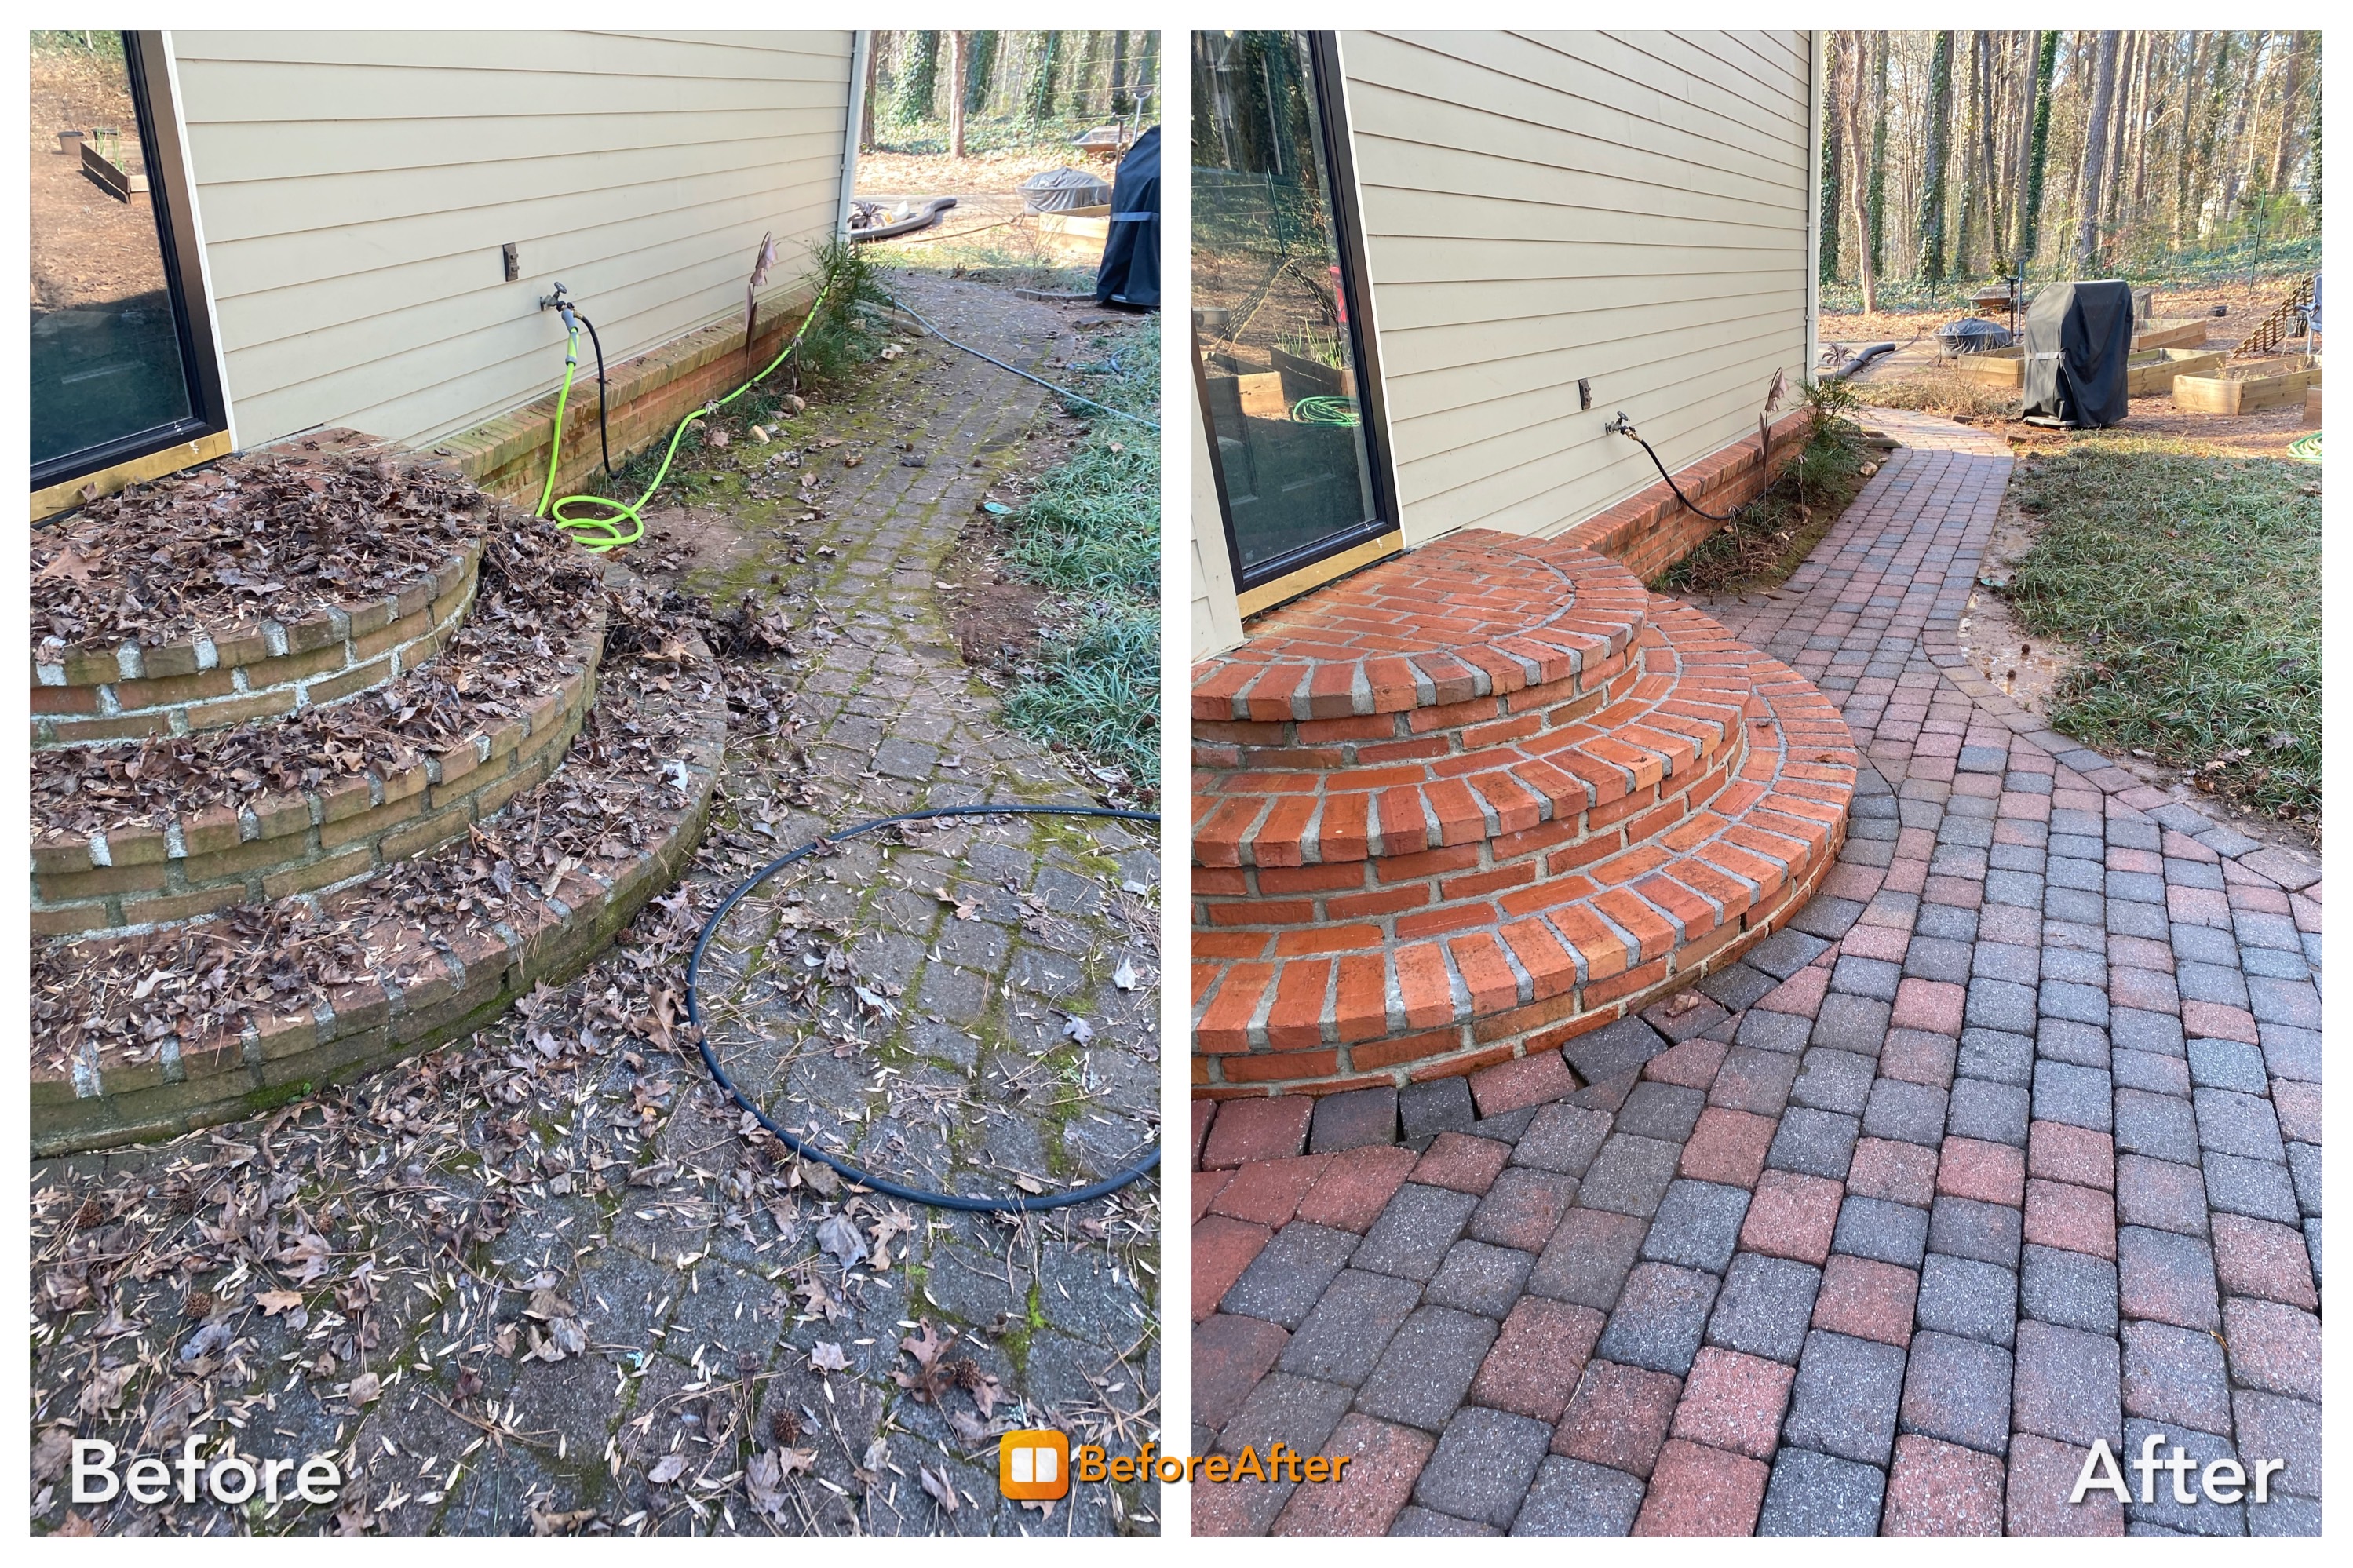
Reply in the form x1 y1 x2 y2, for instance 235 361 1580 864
1552 1359 1682 1478
1680 1107 1777 1187
2209 1214 2318 1309
1413 1131 1513 1195
2027 1121 2114 1191
2022 1179 2116 1260
1883 1434 2005 1536
2271 1079 2319 1145
1470 1296 1606 1423
1194 1166 1235 1221
1643 1035 1728 1088
1811 1253 1919 1347
1631 1439 1769 1536
1293 1143 1419 1234
1209 1154 1333 1228
1755 963 1830 1018
1891 978 1965 1034
1738 1169 1843 1264
1194 1313 1290 1431
1195 1216 1273 1322
2220 1297 2322 1399
2179 1000 2259 1044
1194 1099 1217 1168
1669 1347 1794 1460
1879 1028 1957 1087
1268 1413 1434 1537
1470 1049 1579 1117
2006 1434 2125 1536
1203 1096 1314 1169
1936 1136 2025 1206
1847 1137 1939 1207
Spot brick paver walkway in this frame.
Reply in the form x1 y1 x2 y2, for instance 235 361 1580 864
1189 411 2319 1537
31 275 1160 1537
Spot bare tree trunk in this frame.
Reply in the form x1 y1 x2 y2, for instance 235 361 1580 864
2270 31 2311 190
2104 32 2138 249
1844 32 1881 315
2218 31 2270 219
2073 31 2122 272
949 31 969 158
859 32 881 151
1867 32 1889 279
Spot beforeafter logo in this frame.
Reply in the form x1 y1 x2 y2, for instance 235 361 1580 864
998 1430 1071 1501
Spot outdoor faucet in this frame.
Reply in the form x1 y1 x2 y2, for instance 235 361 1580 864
1604 411 1636 439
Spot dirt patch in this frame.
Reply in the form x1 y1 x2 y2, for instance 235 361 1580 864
30 42 166 314
941 520 1049 669
1954 493 2079 719
856 144 1119 199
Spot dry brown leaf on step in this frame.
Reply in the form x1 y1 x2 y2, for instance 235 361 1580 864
808 1341 850 1373
919 1465 960 1513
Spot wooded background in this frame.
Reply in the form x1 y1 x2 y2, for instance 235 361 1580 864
1821 31 2320 308
860 31 1160 155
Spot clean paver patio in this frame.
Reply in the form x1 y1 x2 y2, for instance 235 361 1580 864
1191 410 2320 1537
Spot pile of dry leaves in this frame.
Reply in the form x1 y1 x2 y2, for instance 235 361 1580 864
33 526 607 836
34 444 492 649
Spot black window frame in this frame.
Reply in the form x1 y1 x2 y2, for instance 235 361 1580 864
31 29 230 493
1194 30 1401 599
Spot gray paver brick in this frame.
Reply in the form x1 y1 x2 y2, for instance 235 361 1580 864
1767 1107 1862 1180
1512 1457 1647 1537
1612 1081 1705 1143
1946 1078 2030 1145
1705 1253 1822 1364
1833 1194 1932 1268
1578 1133 1683 1218
2114 1088 2201 1162
1355 1183 1480 1283
1784 1329 1907 1466
2121 1419 2245 1537
1862 1078 1949 1146
1527 1207 1647 1311
1402 1077 1476 1140
1957 1029 2034 1085
1412 1406 1554 1529
2193 1088 2286 1163
2021 1244 2118 1334
1279 1269 1425 1387
1916 1253 2018 1346
1223 1222 1361 1328
1812 994 1892 1053
1758 1447 1887 1535
1594 1262 1718 1375
2121 1318 2233 1433
1792 1047 1877 1114
1641 1180 1751 1274
2033 1060 2114 1132
2186 1038 2268 1094
1928 1196 2023 1268
1510 1103 1613 1176
1353 1306 1500 1432
2012 1318 2122 1447
1899 1329 2014 1454
1425 1240 1536 1318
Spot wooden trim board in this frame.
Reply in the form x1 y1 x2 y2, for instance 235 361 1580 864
31 429 234 521
1238 530 1403 619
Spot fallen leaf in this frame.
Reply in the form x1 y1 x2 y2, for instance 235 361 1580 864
345 1371 381 1407
1112 957 1138 991
919 1464 960 1513
816 1212 868 1270
809 1341 851 1373
253 1289 305 1317
648 1453 688 1485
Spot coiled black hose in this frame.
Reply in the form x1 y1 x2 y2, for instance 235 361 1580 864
684 803 1162 1212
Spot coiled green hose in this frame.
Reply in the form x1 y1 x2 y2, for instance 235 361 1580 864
534 283 830 551
1290 395 1361 426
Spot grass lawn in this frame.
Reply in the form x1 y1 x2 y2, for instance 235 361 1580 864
2004 436 2320 830
998 316 1160 790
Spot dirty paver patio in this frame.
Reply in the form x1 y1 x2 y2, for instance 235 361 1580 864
31 273 1161 1537
1191 410 2319 1537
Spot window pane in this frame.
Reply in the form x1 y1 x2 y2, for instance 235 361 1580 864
31 31 194 471
1192 31 1380 577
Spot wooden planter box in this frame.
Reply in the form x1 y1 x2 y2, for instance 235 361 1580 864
1271 344 1355 407
2124 347 2228 398
2132 317 2209 352
2173 356 2322 416
78 139 146 202
1952 347 2026 387
2307 385 2322 428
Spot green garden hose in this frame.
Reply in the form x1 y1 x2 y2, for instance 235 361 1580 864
534 283 831 551
2288 431 2321 464
1291 395 1360 426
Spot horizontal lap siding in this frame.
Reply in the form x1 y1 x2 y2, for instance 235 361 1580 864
170 29 853 450
1338 29 1813 547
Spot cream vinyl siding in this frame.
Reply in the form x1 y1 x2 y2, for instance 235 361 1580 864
1335 29 1815 544
167 30 854 450
1191 397 1246 658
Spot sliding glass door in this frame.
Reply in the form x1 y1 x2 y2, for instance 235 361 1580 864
1192 31 1397 611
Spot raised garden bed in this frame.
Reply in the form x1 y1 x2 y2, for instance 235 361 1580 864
2174 355 2322 416
2123 346 2227 397
1950 318 2213 390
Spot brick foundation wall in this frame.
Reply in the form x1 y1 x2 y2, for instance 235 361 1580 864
32 542 480 747
31 611 604 937
1558 408 1811 582
435 288 818 510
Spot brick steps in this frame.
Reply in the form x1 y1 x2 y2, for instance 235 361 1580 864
1191 529 1858 1098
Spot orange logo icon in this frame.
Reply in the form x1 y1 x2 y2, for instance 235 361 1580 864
998 1429 1071 1500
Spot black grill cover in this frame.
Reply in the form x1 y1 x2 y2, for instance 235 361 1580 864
2022 279 2134 428
1095 126 1159 310
1019 166 1111 213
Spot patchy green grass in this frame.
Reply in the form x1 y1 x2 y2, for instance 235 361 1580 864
998 317 1159 789
1853 376 2023 423
2004 437 2320 828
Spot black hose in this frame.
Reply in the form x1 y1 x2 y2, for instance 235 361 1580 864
575 310 612 479
1829 341 1899 381
684 803 1162 1212
1614 422 1741 523
881 294 1161 431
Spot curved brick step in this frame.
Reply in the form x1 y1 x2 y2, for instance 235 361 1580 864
30 607 604 938
1193 596 1758 870
28 624 726 1157
1192 648 1857 1096
1191 531 1654 724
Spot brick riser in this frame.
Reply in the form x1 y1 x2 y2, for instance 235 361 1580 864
1194 650 1854 1096
1193 606 1758 873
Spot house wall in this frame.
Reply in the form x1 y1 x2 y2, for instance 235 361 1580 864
166 29 855 452
1191 397 1246 658
1335 29 1815 548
